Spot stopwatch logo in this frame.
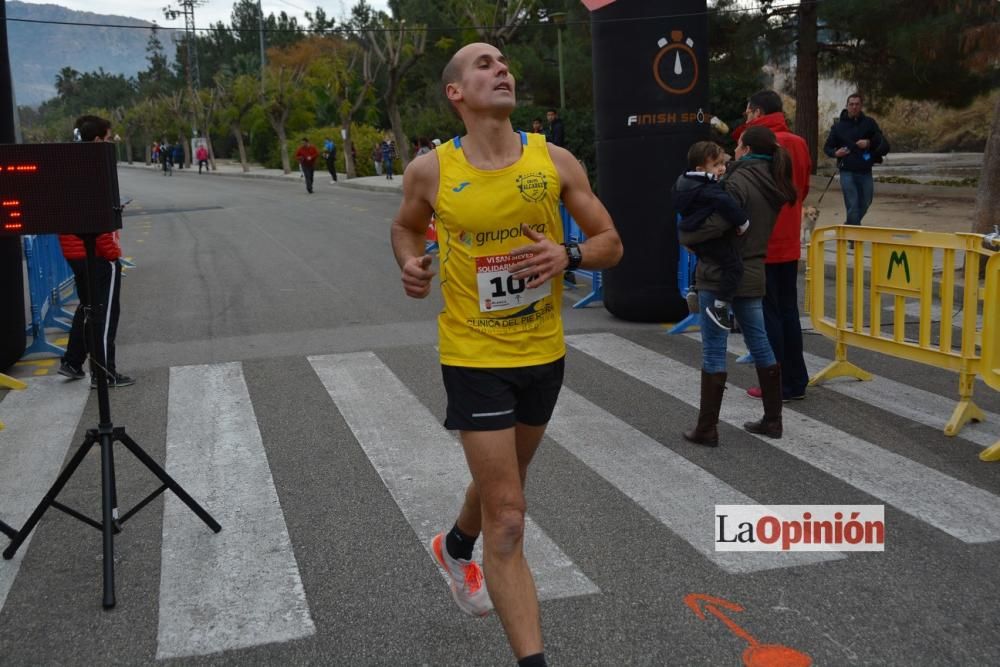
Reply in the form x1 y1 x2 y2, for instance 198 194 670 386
653 30 699 95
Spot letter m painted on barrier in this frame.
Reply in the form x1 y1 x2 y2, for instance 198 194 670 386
887 250 911 283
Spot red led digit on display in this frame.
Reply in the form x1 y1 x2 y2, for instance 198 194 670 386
2 197 24 232
1 162 38 231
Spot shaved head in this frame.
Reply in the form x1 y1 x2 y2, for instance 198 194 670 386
441 42 499 96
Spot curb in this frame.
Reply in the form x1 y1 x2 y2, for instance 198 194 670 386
117 162 403 194
809 174 978 202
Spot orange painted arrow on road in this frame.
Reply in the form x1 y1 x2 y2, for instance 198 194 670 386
684 593 813 667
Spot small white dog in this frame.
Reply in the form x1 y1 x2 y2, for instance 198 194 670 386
801 206 820 245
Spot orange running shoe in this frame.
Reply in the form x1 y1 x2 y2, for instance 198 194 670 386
430 532 492 617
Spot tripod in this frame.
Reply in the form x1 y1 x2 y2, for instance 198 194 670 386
2 235 221 608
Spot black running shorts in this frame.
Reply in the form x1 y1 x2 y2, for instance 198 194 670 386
441 357 566 431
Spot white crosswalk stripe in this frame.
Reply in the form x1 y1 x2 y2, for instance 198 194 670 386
0 376 90 614
571 333 1000 543
547 388 844 573
714 332 1000 449
308 351 600 602
157 362 315 659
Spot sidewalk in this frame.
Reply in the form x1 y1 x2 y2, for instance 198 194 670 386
117 160 404 194
120 159 984 266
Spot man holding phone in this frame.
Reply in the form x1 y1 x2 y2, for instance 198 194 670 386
823 93 890 227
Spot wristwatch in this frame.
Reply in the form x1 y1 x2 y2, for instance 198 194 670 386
563 242 582 271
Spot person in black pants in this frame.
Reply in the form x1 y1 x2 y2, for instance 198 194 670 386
295 137 319 193
323 138 338 183
57 115 135 388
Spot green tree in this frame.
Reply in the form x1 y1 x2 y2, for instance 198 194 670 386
216 72 262 172
137 26 177 99
259 61 308 173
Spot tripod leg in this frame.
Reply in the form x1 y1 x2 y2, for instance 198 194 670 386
99 431 117 609
3 433 98 560
108 440 122 534
115 430 221 533
0 520 16 540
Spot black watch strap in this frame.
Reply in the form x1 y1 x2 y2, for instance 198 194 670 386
563 242 582 271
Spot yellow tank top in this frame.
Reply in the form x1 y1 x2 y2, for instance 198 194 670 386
434 131 564 368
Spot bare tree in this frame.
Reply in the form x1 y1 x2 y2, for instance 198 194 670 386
793 0 818 173
338 45 379 178
962 20 1000 235
367 16 427 167
456 0 536 47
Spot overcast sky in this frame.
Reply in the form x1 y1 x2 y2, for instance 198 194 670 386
16 1 390 29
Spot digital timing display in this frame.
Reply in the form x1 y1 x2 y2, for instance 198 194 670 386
0 142 122 236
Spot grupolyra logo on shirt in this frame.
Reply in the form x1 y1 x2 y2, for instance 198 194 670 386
472 223 546 247
715 505 885 552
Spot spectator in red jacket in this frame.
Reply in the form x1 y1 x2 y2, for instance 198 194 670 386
57 115 134 388
294 137 319 193
196 144 209 174
732 90 812 402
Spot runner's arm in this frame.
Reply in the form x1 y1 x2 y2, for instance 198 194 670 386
510 146 622 289
390 153 438 299
550 145 623 270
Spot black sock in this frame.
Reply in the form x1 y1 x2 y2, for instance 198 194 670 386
445 524 476 561
518 653 547 667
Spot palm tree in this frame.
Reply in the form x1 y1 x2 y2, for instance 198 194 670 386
54 67 81 99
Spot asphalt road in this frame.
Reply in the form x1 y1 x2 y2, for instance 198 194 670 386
1 167 999 666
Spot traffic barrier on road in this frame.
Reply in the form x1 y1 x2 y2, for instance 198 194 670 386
561 204 603 309
0 372 27 431
806 225 998 452
979 251 1000 461
22 235 76 358
668 215 699 335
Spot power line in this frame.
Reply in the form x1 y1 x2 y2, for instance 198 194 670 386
4 0 827 36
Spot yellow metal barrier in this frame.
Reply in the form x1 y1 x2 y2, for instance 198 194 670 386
0 373 28 431
980 252 1000 461
806 225 998 454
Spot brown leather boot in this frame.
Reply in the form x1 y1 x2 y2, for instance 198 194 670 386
683 370 727 447
744 364 783 438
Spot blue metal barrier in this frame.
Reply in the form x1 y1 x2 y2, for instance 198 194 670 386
561 204 603 308
22 234 76 358
668 215 700 334
40 235 76 330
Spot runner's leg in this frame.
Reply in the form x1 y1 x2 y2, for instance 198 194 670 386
460 427 544 659
455 422 546 535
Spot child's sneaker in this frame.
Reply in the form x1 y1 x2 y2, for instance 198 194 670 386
706 304 733 330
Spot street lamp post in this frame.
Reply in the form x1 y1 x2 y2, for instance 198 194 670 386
550 11 567 110
258 0 266 80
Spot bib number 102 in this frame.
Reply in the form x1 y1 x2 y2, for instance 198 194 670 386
489 275 527 298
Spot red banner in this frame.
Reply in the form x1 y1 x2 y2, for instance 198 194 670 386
580 0 617 10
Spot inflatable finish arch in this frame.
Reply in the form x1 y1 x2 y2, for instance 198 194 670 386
589 0 709 322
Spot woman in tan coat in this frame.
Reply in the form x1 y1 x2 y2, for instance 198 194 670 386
679 125 797 446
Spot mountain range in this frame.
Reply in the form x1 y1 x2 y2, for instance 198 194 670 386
6 1 163 106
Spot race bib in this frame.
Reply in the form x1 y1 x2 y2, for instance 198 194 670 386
475 253 551 312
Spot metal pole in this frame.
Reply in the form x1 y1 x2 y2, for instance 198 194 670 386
557 26 565 111
258 0 266 80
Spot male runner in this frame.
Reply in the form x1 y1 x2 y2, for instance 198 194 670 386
390 43 622 667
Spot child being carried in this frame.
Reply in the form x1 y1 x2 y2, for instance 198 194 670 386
672 140 749 331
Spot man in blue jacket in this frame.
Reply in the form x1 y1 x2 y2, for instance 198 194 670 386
823 93 890 226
